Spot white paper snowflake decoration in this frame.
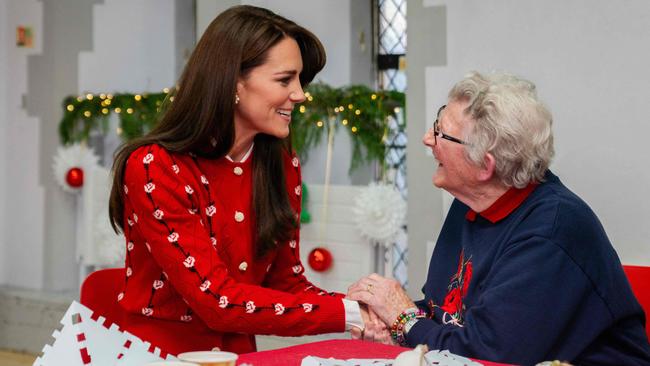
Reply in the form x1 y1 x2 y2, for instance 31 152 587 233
34 301 90 365
34 301 177 366
52 143 101 193
353 183 406 247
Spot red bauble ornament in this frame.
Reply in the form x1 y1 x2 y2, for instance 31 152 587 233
66 167 84 188
308 247 333 272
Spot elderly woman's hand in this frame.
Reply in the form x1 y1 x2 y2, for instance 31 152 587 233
347 273 416 325
366 308 395 345
350 304 394 344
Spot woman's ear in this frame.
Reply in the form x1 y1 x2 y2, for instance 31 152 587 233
477 152 496 182
236 79 245 95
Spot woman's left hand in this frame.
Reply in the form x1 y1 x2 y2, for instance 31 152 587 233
347 273 416 325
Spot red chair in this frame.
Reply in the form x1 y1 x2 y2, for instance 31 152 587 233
80 268 126 329
623 265 650 340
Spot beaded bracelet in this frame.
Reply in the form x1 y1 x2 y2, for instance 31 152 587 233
390 307 426 345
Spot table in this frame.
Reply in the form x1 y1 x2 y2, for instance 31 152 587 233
237 339 511 365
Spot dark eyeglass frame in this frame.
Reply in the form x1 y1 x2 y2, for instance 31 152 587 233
432 105 469 146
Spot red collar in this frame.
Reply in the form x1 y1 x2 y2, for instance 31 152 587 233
465 182 538 223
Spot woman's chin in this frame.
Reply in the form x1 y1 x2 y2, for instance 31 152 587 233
432 170 445 188
276 127 290 139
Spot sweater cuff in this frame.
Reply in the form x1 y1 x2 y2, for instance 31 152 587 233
304 294 347 334
405 317 439 347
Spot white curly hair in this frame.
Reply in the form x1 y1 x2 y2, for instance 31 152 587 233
449 71 554 188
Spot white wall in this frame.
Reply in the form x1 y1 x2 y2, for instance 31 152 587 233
1 0 46 289
79 0 177 93
409 1 650 287
196 0 240 36
0 1 7 285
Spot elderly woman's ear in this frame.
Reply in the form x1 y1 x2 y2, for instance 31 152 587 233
477 152 496 182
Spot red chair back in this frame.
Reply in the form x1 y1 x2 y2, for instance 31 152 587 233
623 265 650 340
80 268 126 328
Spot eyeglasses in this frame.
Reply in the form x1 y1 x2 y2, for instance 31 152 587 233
431 105 469 146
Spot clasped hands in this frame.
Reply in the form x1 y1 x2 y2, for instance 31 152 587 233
346 273 416 344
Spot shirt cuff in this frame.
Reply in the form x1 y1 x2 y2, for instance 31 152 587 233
342 298 365 331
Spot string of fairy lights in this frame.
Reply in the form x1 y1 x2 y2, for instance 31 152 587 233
305 91 401 134
58 83 405 171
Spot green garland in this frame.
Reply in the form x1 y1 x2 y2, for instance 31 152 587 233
58 83 405 172
59 91 170 143
290 83 405 172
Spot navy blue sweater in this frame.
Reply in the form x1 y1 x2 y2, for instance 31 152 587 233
407 171 650 365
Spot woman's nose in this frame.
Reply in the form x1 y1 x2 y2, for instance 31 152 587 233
290 84 306 103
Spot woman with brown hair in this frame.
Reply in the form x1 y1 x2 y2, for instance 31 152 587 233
108 5 366 355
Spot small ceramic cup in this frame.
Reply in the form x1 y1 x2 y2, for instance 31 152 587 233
177 351 239 366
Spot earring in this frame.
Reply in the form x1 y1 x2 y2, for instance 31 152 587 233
235 94 240 105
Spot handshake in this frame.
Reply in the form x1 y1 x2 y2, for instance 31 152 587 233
346 273 418 345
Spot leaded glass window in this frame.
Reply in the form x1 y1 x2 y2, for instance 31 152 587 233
376 0 408 287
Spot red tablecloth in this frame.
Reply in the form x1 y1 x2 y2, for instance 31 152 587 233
237 339 511 365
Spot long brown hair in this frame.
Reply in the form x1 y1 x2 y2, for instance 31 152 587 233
108 5 326 257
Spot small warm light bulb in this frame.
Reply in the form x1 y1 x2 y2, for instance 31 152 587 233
134 94 142 101
83 111 91 117
307 96 313 102
355 109 361 115
114 107 122 113
76 96 83 102
169 96 175 102
105 99 112 106
116 127 123 135
299 105 306 113
86 94 94 100
351 126 358 133
394 107 401 114
163 88 170 94
316 121 324 127
107 94 114 99
66 105 75 112
334 107 340 113
341 119 348 125
101 108 109 114
371 94 377 100
304 92 311 98
99 93 107 99
126 108 134 114
348 104 354 110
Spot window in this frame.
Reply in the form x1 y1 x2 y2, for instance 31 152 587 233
376 0 408 287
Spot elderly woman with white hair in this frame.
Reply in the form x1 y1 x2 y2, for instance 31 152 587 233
348 72 650 365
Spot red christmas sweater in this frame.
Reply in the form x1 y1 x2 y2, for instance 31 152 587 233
117 144 345 355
